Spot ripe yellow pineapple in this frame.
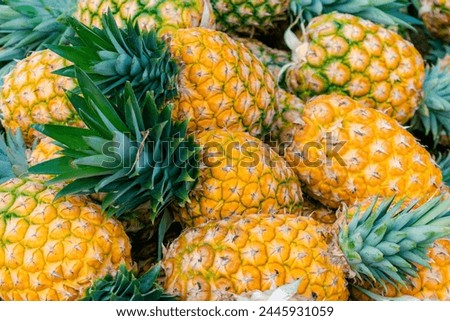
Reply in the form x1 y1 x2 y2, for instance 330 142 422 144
28 137 62 166
51 15 278 138
282 12 425 124
162 197 450 300
75 0 215 37
175 129 303 227
0 132 132 301
210 0 413 36
419 0 450 43
277 94 442 209
0 50 83 144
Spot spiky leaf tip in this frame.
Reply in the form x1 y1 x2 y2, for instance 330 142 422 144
29 68 200 221
0 129 28 184
49 9 178 108
339 196 450 288
410 60 450 146
290 0 420 29
437 153 450 186
82 263 177 301
0 0 76 83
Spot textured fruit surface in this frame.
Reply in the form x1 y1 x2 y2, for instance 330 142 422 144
236 37 291 79
211 0 289 34
0 50 83 144
0 177 132 300
169 28 277 137
162 213 348 300
284 13 425 124
175 130 303 227
28 138 61 167
282 94 442 209
269 89 305 151
75 0 215 37
419 0 450 43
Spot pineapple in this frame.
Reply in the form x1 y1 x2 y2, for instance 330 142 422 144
175 129 303 227
30 70 304 228
82 263 177 301
75 0 215 37
281 12 425 124
344 197 450 301
0 0 215 83
276 94 442 209
0 0 76 81
419 0 450 43
50 13 278 138
235 37 291 79
0 49 84 144
210 0 414 36
410 58 450 146
161 196 450 300
0 131 133 300
28 137 62 166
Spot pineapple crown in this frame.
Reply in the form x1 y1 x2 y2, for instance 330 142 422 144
49 10 178 108
339 196 450 289
0 0 75 82
437 153 450 186
0 129 28 184
289 0 421 29
29 68 200 221
410 60 450 146
82 263 177 301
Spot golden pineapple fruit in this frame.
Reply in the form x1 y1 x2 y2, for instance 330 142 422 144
0 50 83 144
278 94 442 209
282 12 425 124
75 0 216 37
174 129 303 227
0 177 132 300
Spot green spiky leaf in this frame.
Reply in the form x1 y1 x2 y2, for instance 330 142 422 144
0 0 75 84
410 61 450 146
0 129 28 183
290 0 420 29
49 10 178 108
29 68 200 221
82 264 177 301
436 153 450 187
339 196 450 288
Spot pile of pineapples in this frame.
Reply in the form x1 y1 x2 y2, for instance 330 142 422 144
0 0 449 301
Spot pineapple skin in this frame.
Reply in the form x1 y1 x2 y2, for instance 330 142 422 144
168 28 277 138
162 213 348 301
284 13 425 124
281 94 442 209
75 0 216 37
28 137 62 166
0 177 132 301
419 0 450 43
175 130 303 227
235 37 291 79
0 50 84 145
211 0 289 35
